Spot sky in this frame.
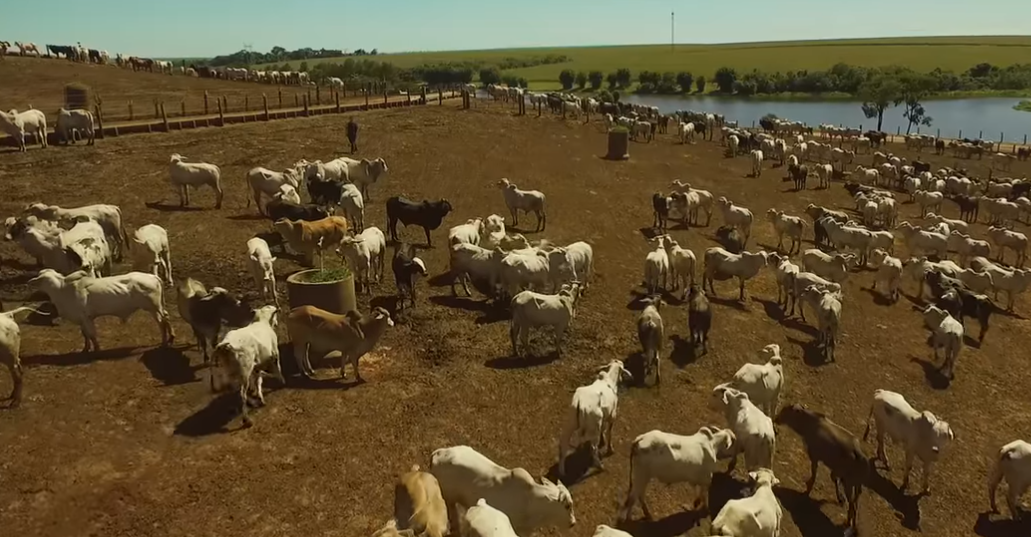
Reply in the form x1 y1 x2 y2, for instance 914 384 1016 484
3 0 1029 58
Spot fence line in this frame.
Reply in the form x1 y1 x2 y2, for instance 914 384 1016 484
1 88 461 146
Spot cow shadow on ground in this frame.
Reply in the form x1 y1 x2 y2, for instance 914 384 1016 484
0 272 36 287
753 297 787 322
428 295 508 325
620 472 747 537
708 295 749 312
227 213 266 221
626 290 670 311
974 512 1031 537
277 343 358 390
909 355 952 390
994 307 1025 320
786 336 832 368
774 486 846 537
174 393 242 436
638 227 662 240
426 272 455 288
669 335 701 368
22 345 139 367
862 287 898 307
544 446 601 487
144 201 205 213
140 345 198 386
485 349 560 370
866 469 924 531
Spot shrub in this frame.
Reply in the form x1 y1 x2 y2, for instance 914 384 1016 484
588 70 603 89
479 67 502 85
714 67 737 93
695 76 706 93
676 72 694 93
575 71 587 90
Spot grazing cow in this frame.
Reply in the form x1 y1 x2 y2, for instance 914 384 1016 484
429 445 576 535
386 196 453 247
210 305 283 427
618 426 737 522
988 440 1031 520
0 109 48 151
776 404 867 529
286 305 393 381
863 389 954 494
55 108 96 145
557 360 633 476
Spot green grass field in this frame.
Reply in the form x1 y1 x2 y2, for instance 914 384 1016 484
260 36 1031 90
1016 100 1031 112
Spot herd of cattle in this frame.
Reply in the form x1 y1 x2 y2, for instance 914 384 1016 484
3 79 1031 536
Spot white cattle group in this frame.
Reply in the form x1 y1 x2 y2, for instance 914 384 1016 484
5 74 1031 537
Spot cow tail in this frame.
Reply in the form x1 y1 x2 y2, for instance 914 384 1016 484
119 209 131 254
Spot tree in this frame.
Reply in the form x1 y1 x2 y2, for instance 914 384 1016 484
559 69 576 90
575 71 588 90
638 71 660 86
696 76 706 93
714 67 737 93
615 68 632 89
588 70 603 89
606 72 618 89
479 67 501 86
299 61 309 72
858 75 902 131
676 72 694 93
898 74 936 134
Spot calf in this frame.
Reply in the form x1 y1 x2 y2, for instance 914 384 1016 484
558 360 632 476
925 270 993 342
394 465 449 537
687 283 711 354
988 440 1031 520
168 153 223 208
176 278 254 363
618 426 737 522
393 242 428 312
636 298 664 384
863 389 954 494
460 499 518 537
710 468 783 537
719 344 783 416
510 283 581 356
386 196 453 247
210 305 283 427
710 385 776 472
776 404 867 528
246 237 278 307
339 227 387 295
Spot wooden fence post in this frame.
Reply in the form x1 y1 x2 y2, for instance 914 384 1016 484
303 94 310 116
335 90 341 113
1024 134 1028 145
365 85 370 108
161 102 169 132
307 87 312 109
979 130 983 139
95 103 104 139
204 91 209 115
316 85 321 105
278 88 283 108
294 94 299 108
128 100 134 121
222 95 228 114
438 88 443 105
420 86 427 104
245 95 249 112
263 94 269 121
383 89 388 105
181 101 186 117
959 129 963 139
217 99 224 126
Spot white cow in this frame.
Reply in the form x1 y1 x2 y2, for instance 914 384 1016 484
210 305 283 427
429 445 575 535
246 237 278 306
131 224 172 287
710 468 783 537
0 109 48 151
862 389 954 494
558 360 633 476
988 440 1031 519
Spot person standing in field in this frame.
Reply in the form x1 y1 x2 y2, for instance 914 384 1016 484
346 118 359 154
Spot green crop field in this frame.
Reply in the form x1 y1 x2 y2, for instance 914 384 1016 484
259 35 1031 90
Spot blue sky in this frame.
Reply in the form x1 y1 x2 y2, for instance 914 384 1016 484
3 0 1029 58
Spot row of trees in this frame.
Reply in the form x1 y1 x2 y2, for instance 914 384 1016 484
208 46 371 67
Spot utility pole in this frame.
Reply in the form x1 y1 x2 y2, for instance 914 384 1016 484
671 11 675 52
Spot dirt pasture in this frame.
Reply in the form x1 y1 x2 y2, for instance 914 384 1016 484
1 101 1030 537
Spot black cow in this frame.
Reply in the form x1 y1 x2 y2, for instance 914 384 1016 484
863 130 887 147
925 270 994 342
912 160 931 174
759 116 776 132
788 163 809 191
88 49 102 63
1018 147 1030 162
652 192 669 231
392 242 428 312
385 196 452 247
306 176 345 208
935 139 946 155
265 198 330 222
948 194 980 223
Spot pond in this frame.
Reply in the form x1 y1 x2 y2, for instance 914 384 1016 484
622 94 1030 143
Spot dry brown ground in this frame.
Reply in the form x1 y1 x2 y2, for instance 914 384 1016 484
1 95 1030 537
0 56 371 123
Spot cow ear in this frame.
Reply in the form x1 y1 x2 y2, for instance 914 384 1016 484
539 476 554 487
